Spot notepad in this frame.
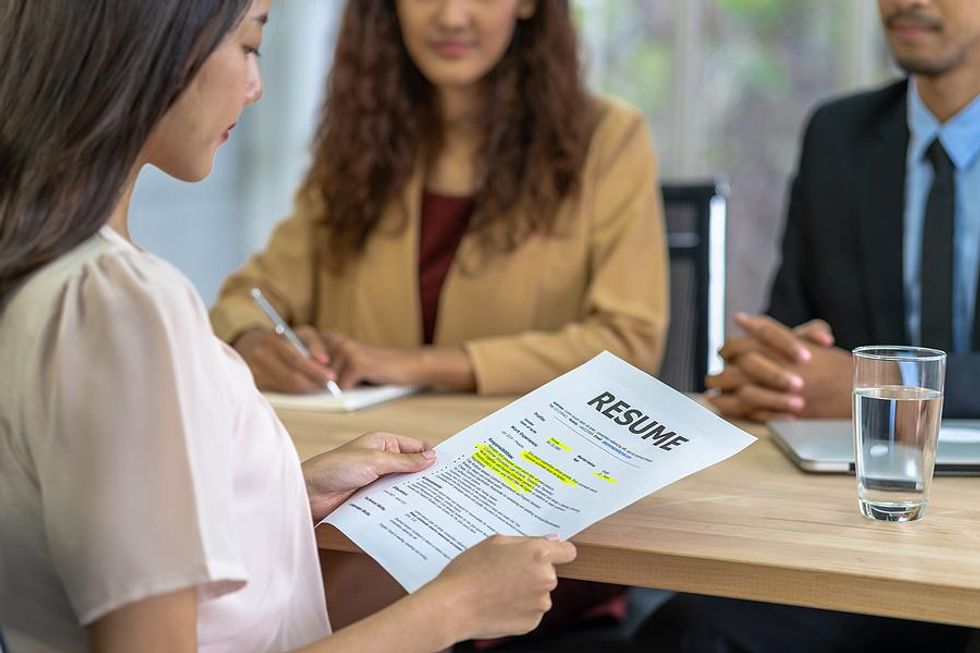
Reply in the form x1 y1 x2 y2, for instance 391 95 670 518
264 385 421 413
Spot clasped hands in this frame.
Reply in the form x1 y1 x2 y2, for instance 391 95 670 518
706 313 852 422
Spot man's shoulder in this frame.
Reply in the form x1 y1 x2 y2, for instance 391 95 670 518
806 78 908 138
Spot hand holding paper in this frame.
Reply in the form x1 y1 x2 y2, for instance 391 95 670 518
324 352 756 592
303 432 437 522
427 534 577 639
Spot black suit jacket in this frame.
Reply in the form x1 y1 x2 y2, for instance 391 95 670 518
766 79 980 417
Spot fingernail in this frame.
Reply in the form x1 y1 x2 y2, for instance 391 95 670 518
798 348 811 362
789 396 804 410
545 533 559 541
422 449 436 460
787 374 804 390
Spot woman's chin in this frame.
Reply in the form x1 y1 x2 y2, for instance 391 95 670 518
152 155 216 183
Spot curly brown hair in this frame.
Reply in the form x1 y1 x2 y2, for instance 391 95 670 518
305 0 594 270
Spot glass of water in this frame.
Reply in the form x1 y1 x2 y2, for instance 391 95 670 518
852 346 946 522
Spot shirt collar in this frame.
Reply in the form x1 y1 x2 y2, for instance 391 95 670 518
908 77 980 170
99 224 138 252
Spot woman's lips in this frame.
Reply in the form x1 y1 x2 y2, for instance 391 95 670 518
431 41 474 58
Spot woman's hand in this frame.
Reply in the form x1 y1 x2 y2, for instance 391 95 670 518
233 326 337 394
323 334 424 388
325 332 477 391
419 535 577 640
302 432 436 522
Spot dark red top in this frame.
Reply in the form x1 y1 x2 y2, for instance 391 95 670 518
418 190 475 344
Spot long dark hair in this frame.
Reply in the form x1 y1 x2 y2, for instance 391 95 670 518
306 0 593 271
0 0 252 297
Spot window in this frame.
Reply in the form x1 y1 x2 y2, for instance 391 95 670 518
577 0 894 323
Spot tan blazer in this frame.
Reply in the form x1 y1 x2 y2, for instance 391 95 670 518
210 95 669 395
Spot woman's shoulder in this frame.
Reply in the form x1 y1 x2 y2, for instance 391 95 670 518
1 227 210 354
587 94 650 142
582 93 656 176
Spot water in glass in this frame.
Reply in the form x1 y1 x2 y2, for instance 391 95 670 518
853 385 942 522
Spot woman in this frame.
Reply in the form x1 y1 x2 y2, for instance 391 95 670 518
210 0 669 396
0 1 575 652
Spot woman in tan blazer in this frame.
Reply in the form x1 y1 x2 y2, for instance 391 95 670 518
211 0 669 397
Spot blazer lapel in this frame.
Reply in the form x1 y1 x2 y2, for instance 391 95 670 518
359 161 424 346
859 93 910 344
398 162 425 344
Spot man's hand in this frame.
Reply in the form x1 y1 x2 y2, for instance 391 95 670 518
302 432 436 522
707 314 851 421
718 314 835 364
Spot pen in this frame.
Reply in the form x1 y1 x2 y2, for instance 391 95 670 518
249 287 343 398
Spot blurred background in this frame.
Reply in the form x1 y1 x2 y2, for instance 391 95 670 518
132 0 895 329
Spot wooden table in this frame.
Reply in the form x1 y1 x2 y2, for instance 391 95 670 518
280 393 980 628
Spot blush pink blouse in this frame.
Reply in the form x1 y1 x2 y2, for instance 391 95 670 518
0 227 331 652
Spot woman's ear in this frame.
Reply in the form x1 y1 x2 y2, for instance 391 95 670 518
517 0 536 20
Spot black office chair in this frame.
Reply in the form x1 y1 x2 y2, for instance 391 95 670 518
658 180 728 393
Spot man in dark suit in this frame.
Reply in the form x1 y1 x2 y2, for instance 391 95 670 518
643 0 980 651
708 0 980 423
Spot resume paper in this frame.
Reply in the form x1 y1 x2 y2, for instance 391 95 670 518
322 351 756 592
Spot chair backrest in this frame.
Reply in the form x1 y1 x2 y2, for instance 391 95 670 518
658 180 728 393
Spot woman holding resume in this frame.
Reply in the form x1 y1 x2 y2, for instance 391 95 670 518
0 1 575 651
210 0 670 397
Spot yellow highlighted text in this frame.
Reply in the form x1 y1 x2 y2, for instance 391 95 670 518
547 437 572 451
521 451 578 486
473 444 541 493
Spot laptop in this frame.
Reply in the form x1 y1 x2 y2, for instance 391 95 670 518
768 419 980 475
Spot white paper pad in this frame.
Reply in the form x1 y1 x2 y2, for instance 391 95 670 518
322 352 756 592
264 385 420 413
